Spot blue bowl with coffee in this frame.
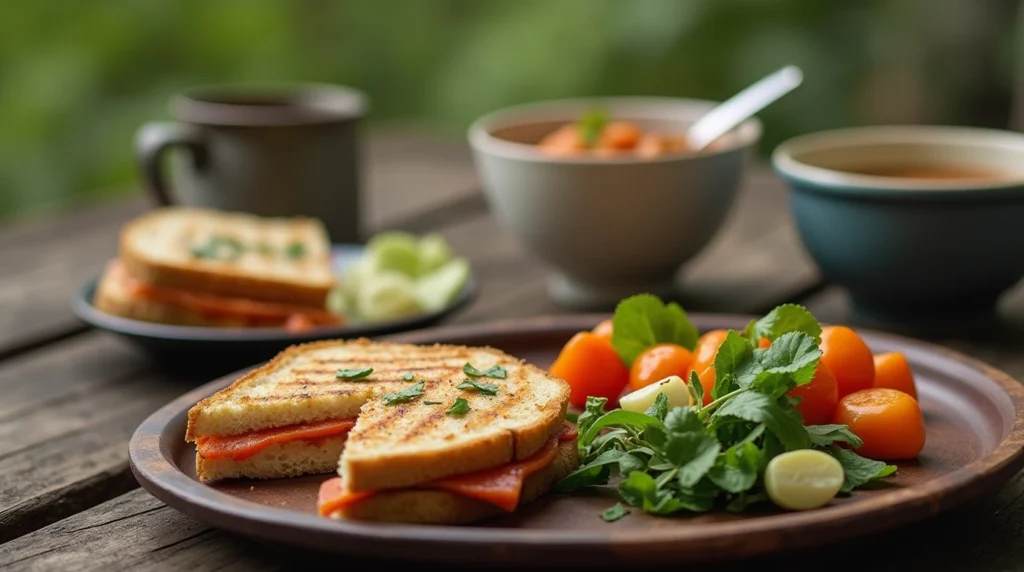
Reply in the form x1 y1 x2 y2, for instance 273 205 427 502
772 126 1024 328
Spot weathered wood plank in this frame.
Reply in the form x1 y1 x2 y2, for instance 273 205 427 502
441 168 821 322
0 128 480 360
6 474 1024 572
0 334 202 542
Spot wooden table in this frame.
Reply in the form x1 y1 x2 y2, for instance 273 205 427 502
2 126 1023 571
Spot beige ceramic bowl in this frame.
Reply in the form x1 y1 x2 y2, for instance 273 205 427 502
467 97 762 308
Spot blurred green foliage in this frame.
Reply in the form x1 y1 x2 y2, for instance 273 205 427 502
0 0 1015 220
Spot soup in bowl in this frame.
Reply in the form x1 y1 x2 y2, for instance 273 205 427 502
773 125 1024 327
467 97 761 308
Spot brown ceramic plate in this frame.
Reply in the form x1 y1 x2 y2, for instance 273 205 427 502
129 314 1024 567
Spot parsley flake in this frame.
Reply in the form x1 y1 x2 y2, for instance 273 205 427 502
382 381 425 405
457 379 499 396
423 400 442 405
401 373 415 381
446 398 471 416
463 363 506 379
336 367 373 380
285 241 307 260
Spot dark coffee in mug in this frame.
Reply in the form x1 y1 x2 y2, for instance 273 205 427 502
135 83 367 242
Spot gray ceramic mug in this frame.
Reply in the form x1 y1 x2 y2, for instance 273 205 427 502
135 83 367 242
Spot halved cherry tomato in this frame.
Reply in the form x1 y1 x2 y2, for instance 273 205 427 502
696 366 716 406
873 352 917 400
833 388 925 460
592 319 614 342
820 326 875 398
629 343 693 392
549 331 630 408
690 330 729 376
788 363 839 426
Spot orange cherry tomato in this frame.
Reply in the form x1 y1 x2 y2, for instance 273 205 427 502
592 319 614 342
696 366 716 406
873 352 917 400
629 343 694 392
788 363 839 426
820 326 876 398
757 337 772 349
690 330 729 376
549 331 630 408
833 388 925 460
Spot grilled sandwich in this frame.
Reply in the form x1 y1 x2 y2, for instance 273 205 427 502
185 339 577 524
94 207 341 329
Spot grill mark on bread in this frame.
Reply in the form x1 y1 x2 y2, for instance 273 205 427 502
290 365 463 376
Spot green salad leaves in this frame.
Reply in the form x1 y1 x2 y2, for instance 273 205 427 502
556 296 896 516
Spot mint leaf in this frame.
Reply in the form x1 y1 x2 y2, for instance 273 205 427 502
756 331 821 387
610 294 699 366
446 397 471 415
645 392 669 421
463 363 506 379
336 367 373 380
577 108 608 148
662 433 720 487
825 446 897 492
708 441 761 493
712 392 810 450
747 304 822 345
712 331 759 399
601 503 630 522
665 406 703 434
381 380 425 405
688 370 705 411
807 424 864 448
457 379 499 396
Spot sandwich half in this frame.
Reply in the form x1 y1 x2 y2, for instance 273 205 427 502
185 339 577 524
94 207 341 329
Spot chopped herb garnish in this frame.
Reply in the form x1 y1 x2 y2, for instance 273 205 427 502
423 400 442 405
446 398 471 416
601 503 630 522
190 235 245 261
336 367 373 380
577 108 608 148
555 294 897 517
457 379 499 396
285 241 307 260
463 363 506 379
402 373 415 381
382 381 425 405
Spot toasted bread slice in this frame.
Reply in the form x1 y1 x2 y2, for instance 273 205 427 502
186 340 570 492
196 436 348 482
326 438 578 524
339 347 569 493
120 207 334 307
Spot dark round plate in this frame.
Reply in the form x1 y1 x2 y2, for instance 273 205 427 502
72 244 476 367
129 315 1024 567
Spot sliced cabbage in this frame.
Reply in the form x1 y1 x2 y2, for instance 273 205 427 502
416 258 470 312
367 231 421 277
356 271 422 323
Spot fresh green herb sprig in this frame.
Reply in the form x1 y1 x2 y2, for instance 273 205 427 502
577 108 608 149
556 297 896 516
457 379 499 396
446 397 471 416
464 363 506 379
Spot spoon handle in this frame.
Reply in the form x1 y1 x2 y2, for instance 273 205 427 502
687 65 803 151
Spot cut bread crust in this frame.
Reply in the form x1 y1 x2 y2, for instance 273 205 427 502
120 207 334 307
185 339 571 497
326 437 578 524
196 435 347 482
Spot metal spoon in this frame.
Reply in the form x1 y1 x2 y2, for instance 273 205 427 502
686 65 803 151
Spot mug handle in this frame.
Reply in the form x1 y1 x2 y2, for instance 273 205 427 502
134 121 208 205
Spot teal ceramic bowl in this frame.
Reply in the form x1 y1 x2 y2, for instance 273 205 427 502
772 126 1024 327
